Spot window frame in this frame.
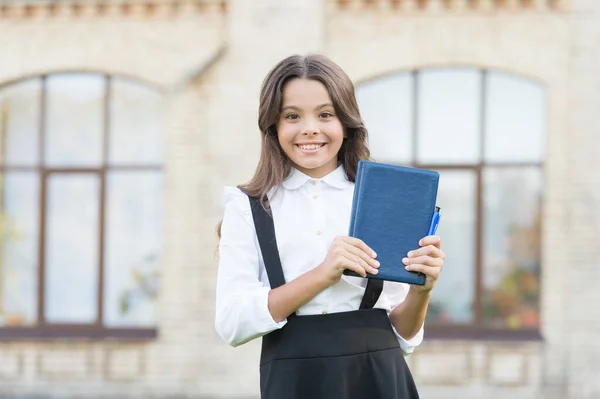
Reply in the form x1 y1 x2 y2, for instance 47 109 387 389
360 69 544 341
0 73 162 340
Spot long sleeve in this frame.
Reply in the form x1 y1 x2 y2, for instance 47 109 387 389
214 187 287 347
383 281 425 355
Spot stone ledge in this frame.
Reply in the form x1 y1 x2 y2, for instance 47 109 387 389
328 0 566 12
0 0 226 19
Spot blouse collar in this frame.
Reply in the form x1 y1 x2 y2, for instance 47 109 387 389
282 164 353 190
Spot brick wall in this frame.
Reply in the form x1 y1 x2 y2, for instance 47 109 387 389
0 0 598 398
565 0 600 398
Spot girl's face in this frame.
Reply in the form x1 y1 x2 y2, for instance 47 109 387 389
276 78 345 179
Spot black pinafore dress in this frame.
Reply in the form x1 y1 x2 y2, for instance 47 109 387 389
249 197 420 399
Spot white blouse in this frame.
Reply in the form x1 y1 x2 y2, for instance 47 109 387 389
215 165 424 354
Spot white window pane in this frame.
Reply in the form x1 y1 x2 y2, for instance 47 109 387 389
485 72 546 163
45 75 104 167
483 167 542 329
45 174 99 323
0 79 41 166
426 170 476 325
417 69 481 164
1 172 39 326
104 171 162 327
109 78 163 165
356 73 413 163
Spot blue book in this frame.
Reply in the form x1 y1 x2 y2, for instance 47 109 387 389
344 160 440 285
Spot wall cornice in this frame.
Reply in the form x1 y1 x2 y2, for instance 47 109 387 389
0 0 226 19
328 0 566 12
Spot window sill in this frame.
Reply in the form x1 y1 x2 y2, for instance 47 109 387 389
0 326 157 341
424 326 543 342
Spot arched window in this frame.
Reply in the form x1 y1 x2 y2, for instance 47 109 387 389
356 68 545 338
0 74 163 338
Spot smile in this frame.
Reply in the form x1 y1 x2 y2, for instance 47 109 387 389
296 143 326 152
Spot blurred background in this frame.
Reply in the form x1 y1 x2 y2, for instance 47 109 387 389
0 0 598 398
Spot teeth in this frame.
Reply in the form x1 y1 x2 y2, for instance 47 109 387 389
298 144 322 150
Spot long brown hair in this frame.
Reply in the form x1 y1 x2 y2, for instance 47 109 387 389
216 54 370 238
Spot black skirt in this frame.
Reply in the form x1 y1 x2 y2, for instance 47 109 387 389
260 308 420 399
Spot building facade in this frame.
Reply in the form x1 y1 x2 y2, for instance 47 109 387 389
0 0 599 398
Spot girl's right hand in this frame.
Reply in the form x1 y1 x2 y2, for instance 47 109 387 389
317 236 380 285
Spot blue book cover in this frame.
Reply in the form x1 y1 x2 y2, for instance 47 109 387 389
344 160 440 285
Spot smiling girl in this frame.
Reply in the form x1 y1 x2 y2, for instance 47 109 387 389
215 54 446 399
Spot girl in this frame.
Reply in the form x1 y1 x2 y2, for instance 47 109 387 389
215 54 445 399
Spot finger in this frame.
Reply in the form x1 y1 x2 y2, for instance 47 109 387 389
402 255 443 268
418 235 441 248
344 243 380 268
404 263 441 279
407 245 443 259
343 237 377 258
342 251 377 276
341 254 368 278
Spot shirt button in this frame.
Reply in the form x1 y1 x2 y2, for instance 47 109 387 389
311 180 317 185
316 230 322 235
322 310 328 314
312 194 318 199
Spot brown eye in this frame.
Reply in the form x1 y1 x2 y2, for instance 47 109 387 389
285 113 299 120
320 112 333 119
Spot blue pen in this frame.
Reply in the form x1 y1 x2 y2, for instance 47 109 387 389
428 206 441 236
412 207 441 279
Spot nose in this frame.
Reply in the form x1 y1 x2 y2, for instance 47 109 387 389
302 116 319 135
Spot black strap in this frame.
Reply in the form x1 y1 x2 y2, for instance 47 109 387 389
248 195 383 311
359 279 384 310
249 196 286 290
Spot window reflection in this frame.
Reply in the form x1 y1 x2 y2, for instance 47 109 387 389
45 75 104 167
482 168 542 329
356 73 413 164
0 172 39 327
485 72 546 163
426 171 476 324
104 171 163 327
417 68 481 165
45 174 100 324
0 79 41 166
109 78 163 165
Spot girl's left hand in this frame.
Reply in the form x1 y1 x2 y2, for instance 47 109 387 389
402 235 445 293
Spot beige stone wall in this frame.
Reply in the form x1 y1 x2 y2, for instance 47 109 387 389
0 0 599 398
565 0 600 397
